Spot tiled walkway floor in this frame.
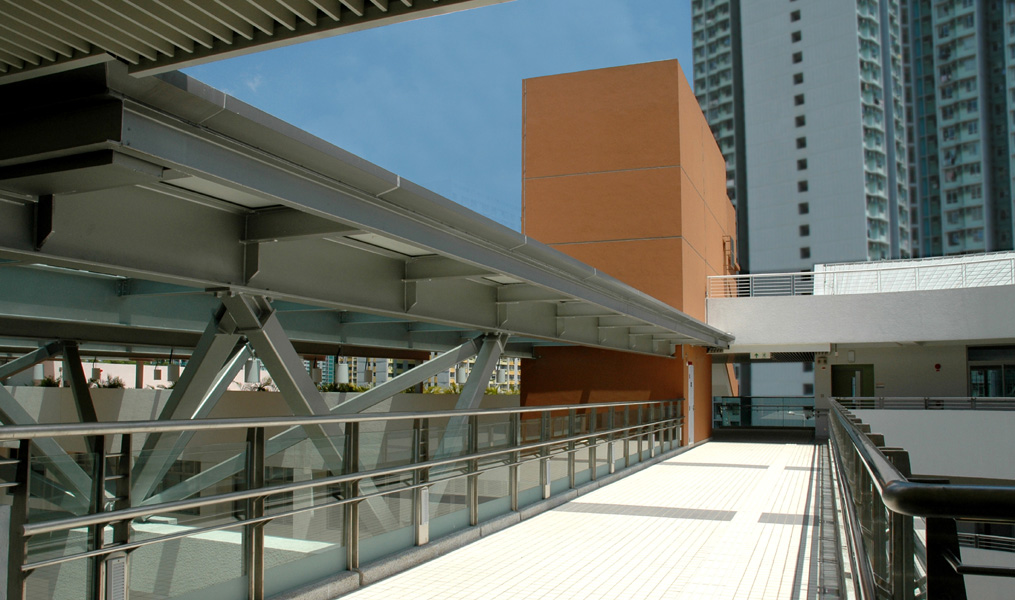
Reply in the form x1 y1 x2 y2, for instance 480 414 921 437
341 442 822 600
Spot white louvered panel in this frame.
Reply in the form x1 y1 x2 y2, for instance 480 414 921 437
97 0 199 54
67 0 177 59
125 0 217 49
2 1 93 54
183 0 256 41
0 25 58 63
339 0 366 17
246 0 299 32
0 14 79 59
308 0 343 22
218 0 281 36
24 0 143 63
278 0 321 26
151 0 236 45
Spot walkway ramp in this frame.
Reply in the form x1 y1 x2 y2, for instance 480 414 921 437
342 442 826 600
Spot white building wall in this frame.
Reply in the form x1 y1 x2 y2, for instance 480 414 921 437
742 0 870 274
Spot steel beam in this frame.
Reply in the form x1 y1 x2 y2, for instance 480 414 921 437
220 294 345 472
141 338 484 505
0 340 63 381
130 313 245 500
332 337 482 413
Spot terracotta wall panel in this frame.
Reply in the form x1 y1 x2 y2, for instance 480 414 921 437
524 168 684 244
523 61 684 179
548 238 684 310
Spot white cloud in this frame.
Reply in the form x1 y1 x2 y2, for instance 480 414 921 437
245 74 264 93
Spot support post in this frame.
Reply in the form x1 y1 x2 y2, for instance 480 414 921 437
608 408 616 474
567 409 576 489
509 413 519 511
343 422 360 571
413 418 429 546
588 408 597 481
7 440 30 600
540 412 550 499
244 427 266 600
467 415 479 526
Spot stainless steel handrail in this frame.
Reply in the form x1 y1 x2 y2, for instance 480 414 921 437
1 399 683 598
0 399 674 440
836 396 1015 411
830 401 1015 520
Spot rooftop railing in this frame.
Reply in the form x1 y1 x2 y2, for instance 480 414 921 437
0 400 682 600
837 397 1015 411
707 253 1015 298
829 400 1015 599
712 396 816 428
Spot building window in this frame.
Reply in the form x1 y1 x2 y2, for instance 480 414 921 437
793 72 804 84
800 247 811 259
797 158 808 170
803 383 814 395
798 202 809 215
800 224 810 236
791 10 801 22
803 362 814 373
795 115 806 127
792 51 803 64
798 180 809 192
791 31 802 43
794 94 805 106
796 137 807 149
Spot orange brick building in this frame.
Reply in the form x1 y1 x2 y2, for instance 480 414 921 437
519 60 738 444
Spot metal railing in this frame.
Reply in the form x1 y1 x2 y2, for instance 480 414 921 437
837 397 1015 411
828 400 1015 600
0 400 682 600
708 253 1015 298
957 533 1015 554
713 396 816 428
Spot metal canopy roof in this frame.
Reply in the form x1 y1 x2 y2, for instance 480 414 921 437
0 63 733 358
0 0 508 84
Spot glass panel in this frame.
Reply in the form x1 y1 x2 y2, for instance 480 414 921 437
129 530 244 600
476 415 511 450
358 490 413 564
477 463 511 522
1005 366 1015 397
263 502 347 598
516 454 541 508
25 559 91 600
549 451 568 494
573 445 591 486
428 468 468 539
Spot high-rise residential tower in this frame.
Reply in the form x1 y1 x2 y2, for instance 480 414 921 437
692 0 1014 395
904 0 1014 256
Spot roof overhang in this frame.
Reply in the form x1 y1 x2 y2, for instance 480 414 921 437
0 63 733 358
0 0 510 84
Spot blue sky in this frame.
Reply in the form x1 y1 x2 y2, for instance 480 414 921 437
183 0 693 230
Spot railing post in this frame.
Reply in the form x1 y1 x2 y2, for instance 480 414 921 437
468 415 479 526
540 411 551 499
891 511 916 600
89 434 108 600
623 406 631 468
6 439 30 600
244 427 266 600
412 418 429 546
926 517 968 600
343 421 360 571
567 409 576 489
648 404 656 458
509 413 519 511
588 408 597 481
607 408 616 474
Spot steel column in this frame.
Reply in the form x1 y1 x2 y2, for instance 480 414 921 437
343 422 360 571
244 427 266 600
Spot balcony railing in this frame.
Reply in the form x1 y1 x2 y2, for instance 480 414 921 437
837 397 1015 410
712 396 816 428
829 401 1015 599
0 400 682 600
708 253 1015 298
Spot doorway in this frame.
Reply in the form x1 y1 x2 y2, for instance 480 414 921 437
831 364 875 397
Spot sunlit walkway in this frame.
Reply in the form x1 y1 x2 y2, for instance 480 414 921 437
339 441 823 600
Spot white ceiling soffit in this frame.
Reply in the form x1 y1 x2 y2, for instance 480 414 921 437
0 0 509 84
0 63 733 356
